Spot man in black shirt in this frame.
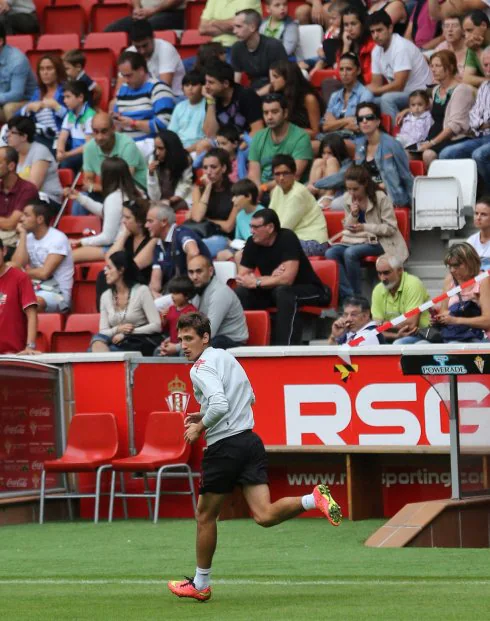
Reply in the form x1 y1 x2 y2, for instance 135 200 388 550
231 9 288 95
203 60 264 140
235 209 331 345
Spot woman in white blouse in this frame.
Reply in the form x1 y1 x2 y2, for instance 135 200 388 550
69 157 142 263
90 251 162 356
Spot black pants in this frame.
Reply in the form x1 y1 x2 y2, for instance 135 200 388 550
210 334 246 349
104 12 184 33
0 12 39 35
235 284 330 345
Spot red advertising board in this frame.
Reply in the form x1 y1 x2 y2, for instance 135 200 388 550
0 363 60 494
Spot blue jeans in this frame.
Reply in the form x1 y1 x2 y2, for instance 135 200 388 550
325 242 384 300
203 235 229 258
375 92 410 125
439 136 490 188
393 334 424 345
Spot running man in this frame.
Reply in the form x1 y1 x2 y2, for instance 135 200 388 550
167 312 342 602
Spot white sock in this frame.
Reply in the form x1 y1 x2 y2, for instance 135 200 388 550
301 493 316 511
194 567 211 590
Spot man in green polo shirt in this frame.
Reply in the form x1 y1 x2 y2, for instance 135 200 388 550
82 111 147 194
371 254 430 344
199 0 262 49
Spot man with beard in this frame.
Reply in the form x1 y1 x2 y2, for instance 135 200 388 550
370 254 430 344
248 94 312 201
158 254 248 355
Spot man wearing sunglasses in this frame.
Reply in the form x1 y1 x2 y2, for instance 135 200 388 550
367 10 432 124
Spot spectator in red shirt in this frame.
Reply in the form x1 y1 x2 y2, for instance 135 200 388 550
0 237 39 354
160 275 197 345
338 5 375 85
0 146 38 260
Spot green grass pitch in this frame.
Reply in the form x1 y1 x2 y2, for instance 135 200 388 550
0 518 489 620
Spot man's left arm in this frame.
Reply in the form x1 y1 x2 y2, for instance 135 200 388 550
26 254 64 281
236 260 299 289
370 70 410 96
149 84 175 134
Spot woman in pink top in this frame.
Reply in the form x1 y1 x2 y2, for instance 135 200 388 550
435 242 490 341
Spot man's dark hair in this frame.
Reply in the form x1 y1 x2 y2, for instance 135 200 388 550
252 208 280 233
342 295 371 314
168 275 196 299
231 178 259 204
0 146 19 166
130 18 153 41
236 9 262 30
177 311 212 339
367 9 392 29
63 79 89 102
182 70 205 86
271 154 296 174
204 60 234 86
0 22 5 44
117 50 148 72
262 93 288 110
7 116 36 143
216 125 240 144
466 9 490 27
30 200 53 226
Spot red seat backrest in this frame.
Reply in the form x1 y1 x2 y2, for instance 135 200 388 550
65 313 100 334
409 160 425 177
90 3 132 32
37 32 81 50
310 259 339 309
58 215 101 236
142 412 190 462
71 282 98 314
394 207 410 250
84 31 128 56
325 211 344 239
245 310 271 346
64 413 119 461
37 313 65 352
6 35 34 54
154 30 179 46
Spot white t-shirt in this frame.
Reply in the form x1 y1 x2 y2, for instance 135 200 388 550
371 33 433 94
467 231 490 269
127 39 184 95
26 227 74 302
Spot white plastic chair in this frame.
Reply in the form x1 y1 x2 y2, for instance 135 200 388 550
297 24 323 61
428 159 477 209
412 176 465 230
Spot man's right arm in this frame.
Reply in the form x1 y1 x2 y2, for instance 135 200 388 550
203 99 219 138
0 209 22 231
199 18 235 37
11 228 29 268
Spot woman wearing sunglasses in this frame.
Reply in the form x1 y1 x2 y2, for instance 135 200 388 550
354 102 413 207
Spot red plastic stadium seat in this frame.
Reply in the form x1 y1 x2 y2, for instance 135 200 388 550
409 160 425 177
363 208 411 264
71 281 98 314
175 210 189 225
39 412 119 524
84 31 128 57
185 1 206 30
74 261 105 282
380 113 392 134
245 311 271 346
58 215 101 238
58 168 74 189
37 33 81 52
94 76 111 111
109 411 196 523
154 30 178 46
43 7 86 37
36 313 65 353
6 35 34 54
309 68 336 89
178 30 211 59
35 0 52 22
51 313 100 352
91 3 132 32
324 210 344 240
304 259 339 312
54 0 98 22
82 48 116 82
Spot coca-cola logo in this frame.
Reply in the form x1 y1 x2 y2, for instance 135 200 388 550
3 424 26 435
6 478 28 488
31 461 43 471
29 445 47 455
29 407 50 418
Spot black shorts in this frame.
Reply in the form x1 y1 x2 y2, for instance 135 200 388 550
199 430 269 495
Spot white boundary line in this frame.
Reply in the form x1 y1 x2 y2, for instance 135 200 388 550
0 579 488 586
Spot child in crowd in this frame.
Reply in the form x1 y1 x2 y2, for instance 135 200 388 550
216 179 264 263
160 275 197 344
299 1 345 72
216 126 244 182
259 0 299 58
56 80 96 173
168 70 207 153
62 49 100 108
308 134 351 202
396 90 434 149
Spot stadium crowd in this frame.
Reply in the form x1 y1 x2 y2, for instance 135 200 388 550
1 0 490 355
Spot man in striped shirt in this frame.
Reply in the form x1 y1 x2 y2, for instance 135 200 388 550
113 51 175 159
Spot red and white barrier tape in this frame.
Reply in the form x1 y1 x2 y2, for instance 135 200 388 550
348 269 490 347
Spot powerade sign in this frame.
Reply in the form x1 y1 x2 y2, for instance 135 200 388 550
421 355 467 376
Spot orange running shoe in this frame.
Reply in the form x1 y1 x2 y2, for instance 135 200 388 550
167 577 212 602
313 484 343 526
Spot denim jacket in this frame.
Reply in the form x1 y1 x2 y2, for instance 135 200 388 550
355 132 413 206
0 45 37 106
326 81 374 120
